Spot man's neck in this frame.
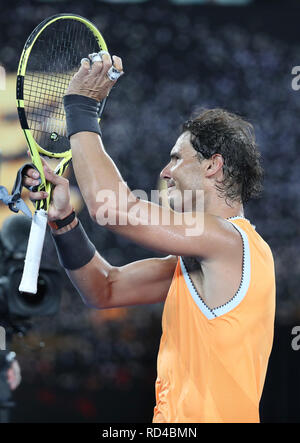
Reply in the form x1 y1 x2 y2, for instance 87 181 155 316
201 194 244 220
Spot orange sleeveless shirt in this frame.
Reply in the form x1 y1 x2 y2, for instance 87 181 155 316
153 217 276 423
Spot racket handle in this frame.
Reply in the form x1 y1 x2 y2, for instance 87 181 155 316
19 209 48 294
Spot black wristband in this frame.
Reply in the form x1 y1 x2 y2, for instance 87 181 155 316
63 94 102 139
48 209 75 230
52 220 96 270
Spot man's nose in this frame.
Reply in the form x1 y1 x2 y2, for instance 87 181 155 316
160 163 171 180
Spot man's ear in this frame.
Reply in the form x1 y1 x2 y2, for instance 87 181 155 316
206 154 224 177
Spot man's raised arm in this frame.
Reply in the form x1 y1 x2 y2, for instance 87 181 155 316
24 162 177 308
65 52 241 261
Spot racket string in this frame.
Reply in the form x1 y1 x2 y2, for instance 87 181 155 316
23 18 101 153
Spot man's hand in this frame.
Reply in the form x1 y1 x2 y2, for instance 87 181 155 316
65 53 123 102
6 360 21 391
23 157 72 221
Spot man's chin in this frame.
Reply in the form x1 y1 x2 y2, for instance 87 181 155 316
168 197 184 212
169 196 197 213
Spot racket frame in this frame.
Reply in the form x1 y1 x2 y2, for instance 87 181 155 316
16 13 107 293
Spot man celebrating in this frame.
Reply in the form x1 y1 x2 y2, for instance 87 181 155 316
24 52 275 423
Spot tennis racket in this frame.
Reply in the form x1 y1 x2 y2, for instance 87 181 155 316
16 13 108 294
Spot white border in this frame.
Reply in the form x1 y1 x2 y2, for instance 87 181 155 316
179 222 251 319
180 257 217 320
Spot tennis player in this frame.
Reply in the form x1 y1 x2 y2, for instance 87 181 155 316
24 52 276 423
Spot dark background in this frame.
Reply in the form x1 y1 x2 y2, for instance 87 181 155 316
0 0 300 423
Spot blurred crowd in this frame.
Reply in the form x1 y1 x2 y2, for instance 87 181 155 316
0 0 299 421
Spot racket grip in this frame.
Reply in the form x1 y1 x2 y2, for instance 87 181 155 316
19 209 48 294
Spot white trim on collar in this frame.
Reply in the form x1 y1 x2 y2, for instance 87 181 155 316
179 222 251 320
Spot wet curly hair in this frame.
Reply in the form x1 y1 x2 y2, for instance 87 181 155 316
182 108 264 204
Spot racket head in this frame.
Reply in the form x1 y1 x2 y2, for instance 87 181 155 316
17 14 107 155
16 13 107 210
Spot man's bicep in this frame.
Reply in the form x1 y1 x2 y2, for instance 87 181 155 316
106 200 239 259
107 255 177 308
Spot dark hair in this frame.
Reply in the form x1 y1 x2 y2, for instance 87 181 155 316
182 108 263 204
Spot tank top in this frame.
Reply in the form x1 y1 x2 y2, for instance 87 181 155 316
153 217 276 423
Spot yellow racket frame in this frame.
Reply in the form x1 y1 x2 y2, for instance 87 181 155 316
16 13 108 210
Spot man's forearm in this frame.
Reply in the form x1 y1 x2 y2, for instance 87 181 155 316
70 131 132 221
52 218 113 308
66 252 113 308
